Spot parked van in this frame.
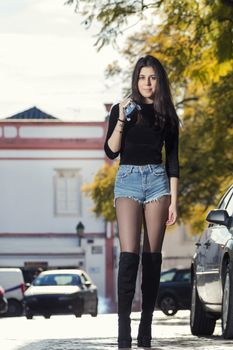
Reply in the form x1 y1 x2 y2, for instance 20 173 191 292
0 268 25 316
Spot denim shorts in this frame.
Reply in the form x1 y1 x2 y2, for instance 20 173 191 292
114 164 171 207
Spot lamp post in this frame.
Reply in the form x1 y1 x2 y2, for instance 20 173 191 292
76 221 85 247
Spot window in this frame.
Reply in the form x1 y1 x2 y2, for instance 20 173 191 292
218 187 233 210
54 169 82 216
175 271 191 282
225 194 233 217
160 270 176 282
33 274 81 286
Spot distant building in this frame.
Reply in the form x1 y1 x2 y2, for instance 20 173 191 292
0 106 116 304
0 106 196 312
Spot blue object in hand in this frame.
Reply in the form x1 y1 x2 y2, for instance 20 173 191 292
124 101 141 121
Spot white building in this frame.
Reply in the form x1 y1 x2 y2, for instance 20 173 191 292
0 106 196 312
0 107 115 302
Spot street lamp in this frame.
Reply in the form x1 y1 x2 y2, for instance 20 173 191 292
76 221 85 247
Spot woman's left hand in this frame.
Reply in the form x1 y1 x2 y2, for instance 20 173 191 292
166 203 177 226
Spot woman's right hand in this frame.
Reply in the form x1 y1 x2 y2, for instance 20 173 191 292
119 96 132 120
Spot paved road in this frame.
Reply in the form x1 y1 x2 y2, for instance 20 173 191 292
1 311 233 350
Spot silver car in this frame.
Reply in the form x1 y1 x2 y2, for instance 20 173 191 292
190 184 233 339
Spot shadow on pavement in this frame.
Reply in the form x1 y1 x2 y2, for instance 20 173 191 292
132 315 190 327
153 336 233 349
16 335 233 350
17 338 115 350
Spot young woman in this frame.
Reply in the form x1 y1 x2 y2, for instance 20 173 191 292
104 55 179 349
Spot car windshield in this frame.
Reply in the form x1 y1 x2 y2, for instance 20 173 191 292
33 274 82 286
160 270 176 282
176 271 191 282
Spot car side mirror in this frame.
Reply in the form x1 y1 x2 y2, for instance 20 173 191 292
206 209 230 227
25 283 31 290
85 281 92 288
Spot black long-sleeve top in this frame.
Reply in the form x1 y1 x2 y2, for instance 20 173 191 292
104 103 179 178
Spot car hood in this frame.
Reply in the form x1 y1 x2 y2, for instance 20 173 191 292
25 286 80 297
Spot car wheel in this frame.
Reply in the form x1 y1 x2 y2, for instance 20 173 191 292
190 276 216 335
75 299 84 318
222 262 233 339
91 300 98 317
25 310 33 320
6 300 23 317
159 295 178 316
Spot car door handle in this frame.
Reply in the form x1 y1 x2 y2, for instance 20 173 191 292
204 241 211 248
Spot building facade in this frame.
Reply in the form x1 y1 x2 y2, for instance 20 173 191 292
0 106 196 312
0 107 114 305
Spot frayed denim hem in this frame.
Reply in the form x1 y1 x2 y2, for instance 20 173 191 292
114 196 143 208
113 193 171 208
143 193 171 205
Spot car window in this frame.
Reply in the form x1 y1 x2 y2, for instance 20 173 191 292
160 270 176 282
33 274 81 286
225 194 233 217
218 187 233 210
175 271 191 282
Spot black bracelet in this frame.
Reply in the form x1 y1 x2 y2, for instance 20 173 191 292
118 118 126 123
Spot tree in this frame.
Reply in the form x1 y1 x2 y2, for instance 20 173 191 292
68 0 233 234
82 161 119 222
65 0 233 53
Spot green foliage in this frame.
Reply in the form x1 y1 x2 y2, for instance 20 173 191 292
82 161 119 222
67 0 233 234
65 0 163 50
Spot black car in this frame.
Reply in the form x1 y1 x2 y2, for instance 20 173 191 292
0 286 8 315
190 184 233 339
156 268 191 316
24 269 98 319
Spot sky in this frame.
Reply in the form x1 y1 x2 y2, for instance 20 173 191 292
0 0 131 121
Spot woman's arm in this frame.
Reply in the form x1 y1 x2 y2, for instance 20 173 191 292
164 122 180 226
166 177 179 226
104 97 131 158
107 108 125 154
104 104 122 159
164 123 179 179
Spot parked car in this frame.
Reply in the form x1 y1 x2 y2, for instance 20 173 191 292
24 269 98 319
0 286 8 314
190 184 233 339
0 268 25 316
156 268 191 316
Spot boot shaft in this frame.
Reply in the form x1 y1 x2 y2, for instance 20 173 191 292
117 252 139 315
117 252 139 348
141 252 162 313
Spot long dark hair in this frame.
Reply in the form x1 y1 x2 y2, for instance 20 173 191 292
131 55 179 130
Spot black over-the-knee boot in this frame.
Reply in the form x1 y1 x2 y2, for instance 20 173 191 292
118 252 139 349
137 252 162 348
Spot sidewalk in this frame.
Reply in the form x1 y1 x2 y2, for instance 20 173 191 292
1 311 233 350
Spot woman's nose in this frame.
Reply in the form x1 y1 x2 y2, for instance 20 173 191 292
146 78 151 85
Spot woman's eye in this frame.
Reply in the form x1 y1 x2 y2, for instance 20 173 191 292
139 76 157 80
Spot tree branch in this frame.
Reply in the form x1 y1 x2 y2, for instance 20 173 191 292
175 97 199 107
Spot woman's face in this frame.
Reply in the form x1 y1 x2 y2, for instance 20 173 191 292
137 66 157 103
